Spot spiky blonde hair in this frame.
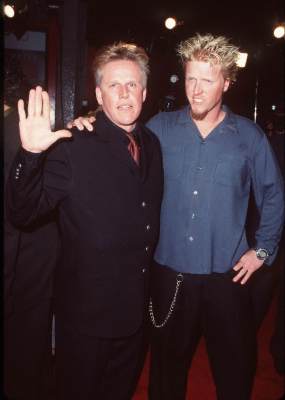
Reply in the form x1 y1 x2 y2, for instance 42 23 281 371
177 33 240 83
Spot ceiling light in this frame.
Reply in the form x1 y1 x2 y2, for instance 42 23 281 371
165 17 177 30
236 52 248 68
273 24 285 39
4 4 15 18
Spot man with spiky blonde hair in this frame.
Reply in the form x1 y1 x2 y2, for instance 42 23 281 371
147 33 284 399
68 33 284 399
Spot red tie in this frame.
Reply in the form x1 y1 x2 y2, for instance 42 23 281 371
126 133 140 165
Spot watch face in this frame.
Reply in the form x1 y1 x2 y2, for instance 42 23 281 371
256 248 269 260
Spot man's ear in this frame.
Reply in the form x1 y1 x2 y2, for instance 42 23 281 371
142 88 147 103
223 79 230 93
95 86 103 105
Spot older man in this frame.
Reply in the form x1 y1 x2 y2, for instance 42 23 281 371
7 42 163 400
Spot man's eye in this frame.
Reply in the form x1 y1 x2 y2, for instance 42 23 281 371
129 82 136 88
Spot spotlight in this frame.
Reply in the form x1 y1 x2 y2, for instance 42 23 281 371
236 52 248 68
3 1 28 18
170 74 179 83
273 24 285 39
165 17 177 30
4 4 15 18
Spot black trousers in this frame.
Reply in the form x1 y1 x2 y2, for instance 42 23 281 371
149 262 257 400
55 320 144 400
4 299 54 400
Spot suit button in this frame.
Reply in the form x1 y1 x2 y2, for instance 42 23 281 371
141 201 146 207
142 268 146 273
146 224 151 231
145 246 149 252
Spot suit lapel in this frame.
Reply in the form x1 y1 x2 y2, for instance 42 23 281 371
138 125 152 183
94 112 141 177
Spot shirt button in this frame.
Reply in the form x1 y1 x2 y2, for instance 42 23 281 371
189 236 194 242
146 224 151 231
141 201 146 207
193 190 198 195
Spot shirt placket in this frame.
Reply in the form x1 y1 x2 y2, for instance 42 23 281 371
186 136 207 270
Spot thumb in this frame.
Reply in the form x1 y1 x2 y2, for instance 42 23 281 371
54 129 73 140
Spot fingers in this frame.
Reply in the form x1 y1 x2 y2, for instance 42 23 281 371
35 86 43 116
85 115 95 131
42 90 50 119
232 267 250 284
28 88 36 117
240 271 251 285
74 117 85 131
18 99 26 122
232 259 247 283
76 117 94 131
66 116 95 131
233 260 243 272
89 115 96 123
27 86 45 117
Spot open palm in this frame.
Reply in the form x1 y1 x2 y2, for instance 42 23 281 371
18 86 72 153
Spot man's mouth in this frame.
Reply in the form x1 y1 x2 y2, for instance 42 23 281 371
118 104 132 110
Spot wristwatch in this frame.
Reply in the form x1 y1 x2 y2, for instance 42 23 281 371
255 248 269 261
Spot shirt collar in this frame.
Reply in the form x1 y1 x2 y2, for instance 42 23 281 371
177 104 239 135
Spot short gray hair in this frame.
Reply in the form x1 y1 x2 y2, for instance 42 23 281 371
92 42 149 88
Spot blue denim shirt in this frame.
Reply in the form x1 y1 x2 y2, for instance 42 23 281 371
147 106 284 274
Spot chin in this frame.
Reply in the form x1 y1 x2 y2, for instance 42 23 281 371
191 110 208 120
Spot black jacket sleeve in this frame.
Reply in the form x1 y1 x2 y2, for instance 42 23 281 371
7 141 71 228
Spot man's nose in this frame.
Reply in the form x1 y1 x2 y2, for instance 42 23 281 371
119 85 129 98
193 81 202 94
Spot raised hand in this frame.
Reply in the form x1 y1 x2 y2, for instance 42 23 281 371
18 86 72 153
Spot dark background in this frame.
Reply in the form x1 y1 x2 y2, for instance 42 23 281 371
4 0 285 128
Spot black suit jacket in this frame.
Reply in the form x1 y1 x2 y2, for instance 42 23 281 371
7 112 163 337
4 108 59 316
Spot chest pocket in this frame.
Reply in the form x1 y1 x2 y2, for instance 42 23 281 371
162 146 184 179
214 155 249 188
